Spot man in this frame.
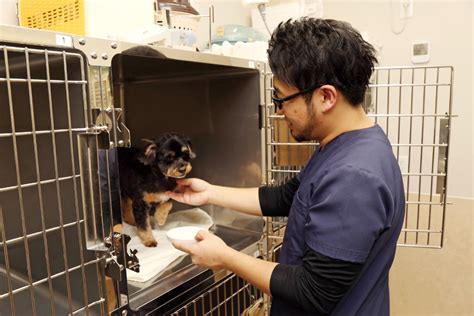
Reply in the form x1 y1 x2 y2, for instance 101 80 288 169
166 18 405 315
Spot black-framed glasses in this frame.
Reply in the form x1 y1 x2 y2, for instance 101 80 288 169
272 84 324 111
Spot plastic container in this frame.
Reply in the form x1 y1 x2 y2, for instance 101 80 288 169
18 0 155 38
211 24 268 45
167 226 207 245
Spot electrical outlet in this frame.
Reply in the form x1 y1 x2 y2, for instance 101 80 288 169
400 0 413 19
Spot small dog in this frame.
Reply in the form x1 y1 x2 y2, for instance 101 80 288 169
117 133 196 247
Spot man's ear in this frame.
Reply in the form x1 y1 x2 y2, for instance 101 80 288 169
138 143 157 165
319 85 338 113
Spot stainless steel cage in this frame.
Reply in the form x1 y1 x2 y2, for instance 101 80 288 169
263 65 454 250
1 25 268 316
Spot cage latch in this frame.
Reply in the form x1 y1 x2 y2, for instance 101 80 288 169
105 232 140 280
93 107 131 148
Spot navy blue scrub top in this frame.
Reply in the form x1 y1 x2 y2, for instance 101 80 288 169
271 124 405 316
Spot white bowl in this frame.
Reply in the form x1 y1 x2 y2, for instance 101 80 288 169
166 226 206 245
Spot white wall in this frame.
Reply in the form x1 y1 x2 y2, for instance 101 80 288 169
0 0 19 26
193 0 252 50
194 0 473 199
323 0 473 199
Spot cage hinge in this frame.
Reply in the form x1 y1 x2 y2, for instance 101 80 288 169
105 232 140 280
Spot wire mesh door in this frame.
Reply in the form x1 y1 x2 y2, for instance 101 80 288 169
264 65 453 249
0 45 109 315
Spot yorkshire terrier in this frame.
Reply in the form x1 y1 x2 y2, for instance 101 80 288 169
117 133 196 247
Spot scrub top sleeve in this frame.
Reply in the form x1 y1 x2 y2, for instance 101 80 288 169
304 165 392 263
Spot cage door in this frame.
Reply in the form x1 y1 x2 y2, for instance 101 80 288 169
264 66 454 249
0 44 109 315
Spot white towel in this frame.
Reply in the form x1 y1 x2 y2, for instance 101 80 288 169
122 208 213 283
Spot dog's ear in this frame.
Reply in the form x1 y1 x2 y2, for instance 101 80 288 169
183 137 196 159
138 143 157 165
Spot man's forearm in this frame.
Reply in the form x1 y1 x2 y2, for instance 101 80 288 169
208 186 262 216
222 247 278 295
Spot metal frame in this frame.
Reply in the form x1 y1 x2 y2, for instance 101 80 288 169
263 65 454 250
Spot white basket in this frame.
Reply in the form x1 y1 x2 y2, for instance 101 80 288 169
155 10 200 33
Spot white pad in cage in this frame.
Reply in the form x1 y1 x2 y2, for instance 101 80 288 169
122 208 213 283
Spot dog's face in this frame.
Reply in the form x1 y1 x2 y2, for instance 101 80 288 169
139 134 196 178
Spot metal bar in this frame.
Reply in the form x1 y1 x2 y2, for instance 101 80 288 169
390 144 448 147
269 166 445 180
0 127 88 138
97 68 107 247
0 257 103 299
385 69 391 138
0 175 80 193
395 68 402 164
397 244 442 249
440 67 454 248
103 152 116 313
401 228 442 233
368 83 451 88
375 65 452 71
367 113 453 118
202 293 205 316
0 220 84 247
0 206 16 315
3 45 38 316
267 114 284 119
269 142 318 146
415 68 428 244
0 78 87 84
401 172 446 176
70 298 106 315
63 51 91 315
269 169 300 174
427 67 441 245
374 69 379 124
96 263 107 316
44 50 74 315
406 201 447 205
24 47 57 316
403 68 416 244
267 76 275 185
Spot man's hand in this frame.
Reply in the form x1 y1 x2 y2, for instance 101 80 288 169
171 230 233 270
166 178 213 206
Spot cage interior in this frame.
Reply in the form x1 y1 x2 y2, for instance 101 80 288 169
110 51 264 310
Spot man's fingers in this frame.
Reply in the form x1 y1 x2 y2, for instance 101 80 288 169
176 178 193 186
194 230 209 241
165 191 184 202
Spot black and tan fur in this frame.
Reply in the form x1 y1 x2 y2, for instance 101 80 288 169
117 133 196 247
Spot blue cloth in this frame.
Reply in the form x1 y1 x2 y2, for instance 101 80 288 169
271 124 405 315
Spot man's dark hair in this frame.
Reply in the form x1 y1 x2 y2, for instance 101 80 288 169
268 18 378 106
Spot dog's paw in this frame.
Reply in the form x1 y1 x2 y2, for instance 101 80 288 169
144 239 158 247
138 229 158 247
